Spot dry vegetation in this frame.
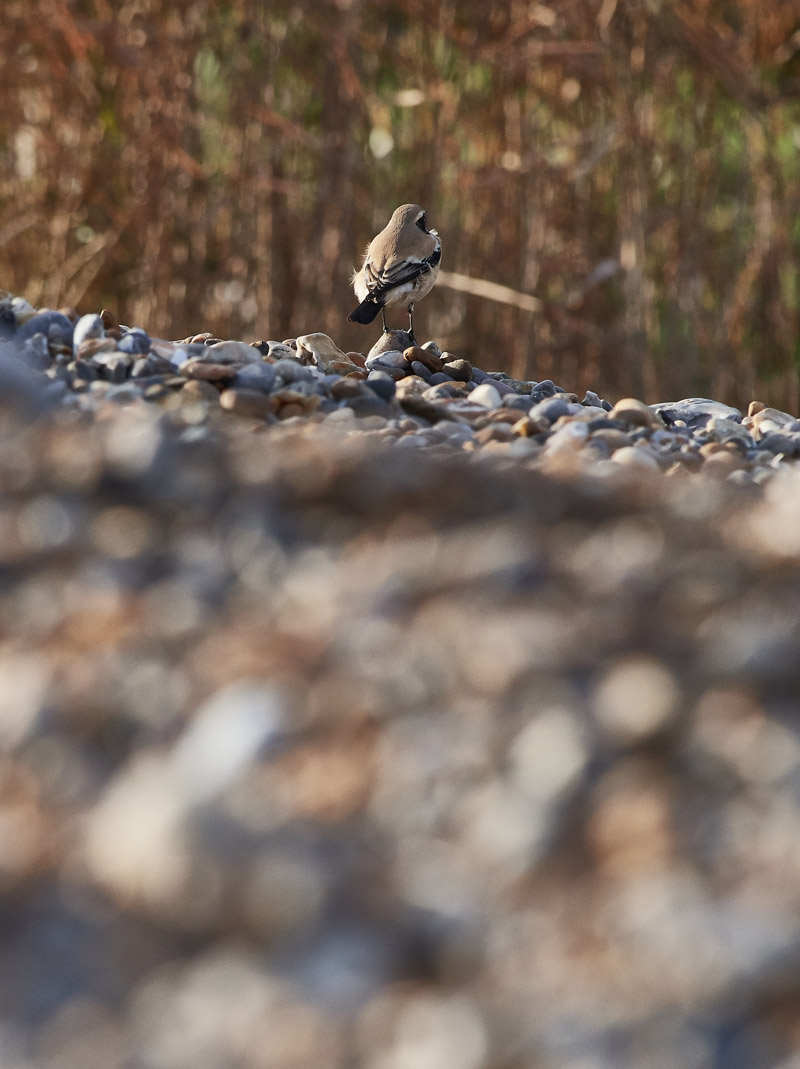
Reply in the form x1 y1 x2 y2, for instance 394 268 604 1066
2 0 800 406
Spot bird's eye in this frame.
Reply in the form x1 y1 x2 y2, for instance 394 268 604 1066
416 213 428 232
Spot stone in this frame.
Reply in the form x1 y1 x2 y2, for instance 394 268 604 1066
745 406 796 439
405 346 442 374
442 358 472 382
704 416 753 446
512 417 545 437
77 338 118 360
16 310 74 346
611 445 661 471
474 423 514 444
365 349 407 371
219 389 273 418
269 389 321 417
206 340 262 365
72 313 105 353
105 383 144 404
365 372 397 402
267 342 296 361
651 398 742 430
232 362 277 393
530 379 559 403
609 397 661 428
756 431 800 457
118 330 152 355
368 362 406 381
469 383 503 409
410 361 432 381
529 397 572 424
295 333 357 373
348 395 392 419
182 360 240 382
181 380 219 403
325 406 356 423
373 330 415 356
272 358 316 385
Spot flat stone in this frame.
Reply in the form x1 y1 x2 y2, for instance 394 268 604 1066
651 398 742 430
295 333 355 373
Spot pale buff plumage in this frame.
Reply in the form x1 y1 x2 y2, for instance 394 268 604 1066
349 204 441 338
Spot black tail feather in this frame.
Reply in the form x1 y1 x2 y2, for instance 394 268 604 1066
348 296 383 324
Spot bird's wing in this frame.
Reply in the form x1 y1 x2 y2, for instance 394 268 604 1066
364 245 441 298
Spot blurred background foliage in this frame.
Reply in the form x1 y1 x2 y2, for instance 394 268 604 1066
2 0 800 406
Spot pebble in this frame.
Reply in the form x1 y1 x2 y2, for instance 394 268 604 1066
652 397 742 429
442 358 472 382
365 349 407 371
366 371 397 402
1 288 800 1069
206 339 262 364
0 288 799 491
608 396 661 428
72 313 105 353
233 362 277 392
119 329 153 355
182 359 239 381
469 383 503 409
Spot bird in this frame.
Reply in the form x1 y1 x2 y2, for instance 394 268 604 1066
348 204 441 342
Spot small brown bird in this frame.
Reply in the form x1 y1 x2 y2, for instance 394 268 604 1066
348 204 441 341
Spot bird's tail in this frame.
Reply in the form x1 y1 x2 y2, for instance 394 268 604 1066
348 296 383 324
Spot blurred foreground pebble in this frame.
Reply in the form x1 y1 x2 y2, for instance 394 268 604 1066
1 294 800 1066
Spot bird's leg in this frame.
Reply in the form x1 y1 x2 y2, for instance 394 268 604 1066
381 307 388 333
407 304 416 345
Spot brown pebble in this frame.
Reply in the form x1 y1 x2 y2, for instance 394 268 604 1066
608 397 660 428
512 417 541 437
748 400 767 417
219 388 273 419
443 358 472 382
181 380 220 403
77 338 117 359
474 423 514 444
182 360 240 382
404 346 442 374
277 402 308 420
346 351 367 368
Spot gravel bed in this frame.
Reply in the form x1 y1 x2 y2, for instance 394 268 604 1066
2 293 800 1067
